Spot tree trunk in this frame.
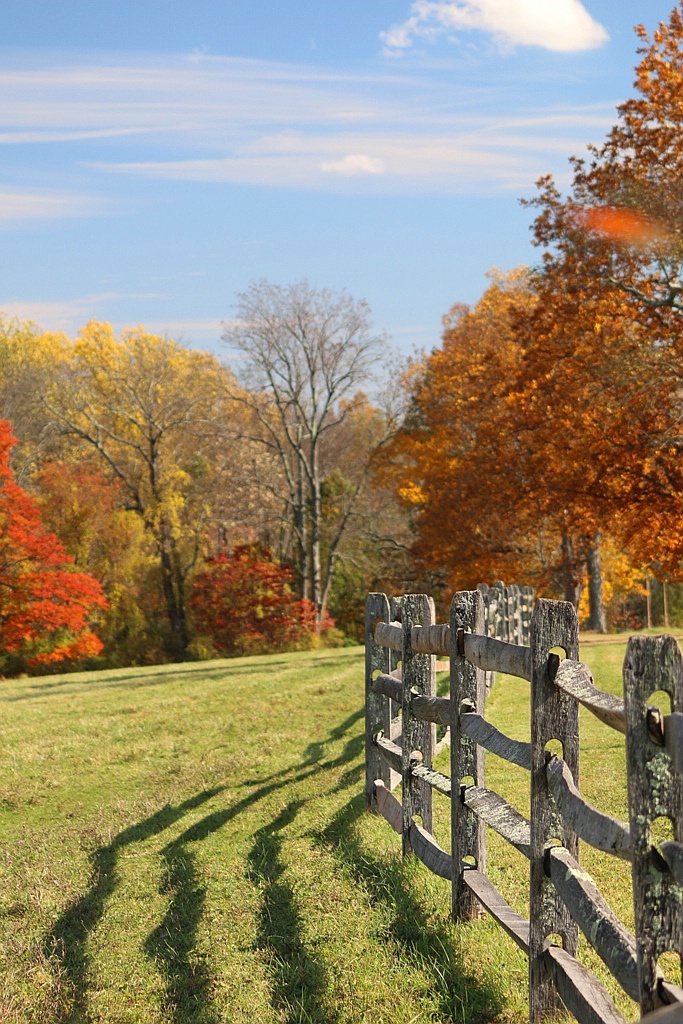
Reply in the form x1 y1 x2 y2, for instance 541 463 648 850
310 476 322 627
561 533 584 609
585 532 607 632
663 580 669 628
159 521 188 660
294 459 309 601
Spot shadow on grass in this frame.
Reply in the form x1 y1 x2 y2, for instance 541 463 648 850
41 686 367 1022
141 767 329 1023
145 843 217 1024
240 708 365 791
43 787 225 1024
247 800 339 1024
3 662 294 701
312 792 505 1024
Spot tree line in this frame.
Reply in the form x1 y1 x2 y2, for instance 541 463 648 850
0 287 410 674
4 5 683 673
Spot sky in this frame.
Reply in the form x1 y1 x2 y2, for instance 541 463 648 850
0 0 672 356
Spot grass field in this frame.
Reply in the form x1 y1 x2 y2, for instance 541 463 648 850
0 636 678 1023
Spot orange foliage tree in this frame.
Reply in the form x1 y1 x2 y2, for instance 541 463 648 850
383 266 654 622
523 3 683 581
386 5 683 617
381 269 551 610
0 422 107 673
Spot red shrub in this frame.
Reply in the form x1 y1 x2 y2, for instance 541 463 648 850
190 544 334 656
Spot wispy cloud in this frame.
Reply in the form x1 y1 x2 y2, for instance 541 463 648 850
0 52 615 198
91 119 610 194
0 292 167 334
0 188 102 221
381 1 608 54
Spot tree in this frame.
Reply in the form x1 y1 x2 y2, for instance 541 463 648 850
190 543 335 656
382 270 548 605
0 421 106 673
223 280 387 625
0 316 68 481
528 4 683 322
382 268 645 626
522 3 683 581
34 460 164 666
45 323 251 660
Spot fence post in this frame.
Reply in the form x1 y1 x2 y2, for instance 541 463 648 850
365 592 392 810
529 599 580 1022
623 635 683 1016
388 597 403 751
521 587 534 647
450 589 486 920
491 582 504 641
401 594 436 854
509 584 522 646
478 584 495 693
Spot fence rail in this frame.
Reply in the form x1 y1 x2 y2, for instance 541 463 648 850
365 589 683 1024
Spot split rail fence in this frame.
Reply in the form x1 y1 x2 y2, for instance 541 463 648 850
365 589 683 1024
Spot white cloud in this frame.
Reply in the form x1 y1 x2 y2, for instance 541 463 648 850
319 153 385 175
0 189 101 222
381 0 608 54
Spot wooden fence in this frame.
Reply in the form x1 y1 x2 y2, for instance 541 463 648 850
365 590 683 1024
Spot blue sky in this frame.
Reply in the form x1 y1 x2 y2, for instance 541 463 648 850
0 0 669 355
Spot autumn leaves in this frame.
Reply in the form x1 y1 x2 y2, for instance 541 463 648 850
0 422 106 673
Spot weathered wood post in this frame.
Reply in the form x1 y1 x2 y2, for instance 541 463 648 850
521 586 534 646
478 583 495 694
388 597 403 751
450 589 486 920
509 584 523 646
529 599 580 1022
401 594 436 854
623 635 683 1016
365 592 392 810
491 583 503 641
501 584 511 642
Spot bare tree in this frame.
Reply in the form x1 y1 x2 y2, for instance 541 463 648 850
223 279 387 624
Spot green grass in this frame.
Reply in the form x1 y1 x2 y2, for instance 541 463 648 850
0 638 676 1022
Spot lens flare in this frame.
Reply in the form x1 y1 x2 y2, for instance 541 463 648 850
576 206 666 246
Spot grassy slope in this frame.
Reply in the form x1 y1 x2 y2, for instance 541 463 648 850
0 638 677 1023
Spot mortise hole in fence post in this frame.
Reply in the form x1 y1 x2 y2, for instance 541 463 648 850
365 593 392 810
544 738 564 760
450 589 486 920
529 598 580 1023
623 634 683 1016
401 594 436 857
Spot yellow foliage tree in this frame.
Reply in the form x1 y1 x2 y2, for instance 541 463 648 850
45 322 251 659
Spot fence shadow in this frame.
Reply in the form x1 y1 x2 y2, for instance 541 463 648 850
44 697 468 1022
247 800 340 1024
145 843 217 1024
43 787 225 1023
313 792 505 1024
